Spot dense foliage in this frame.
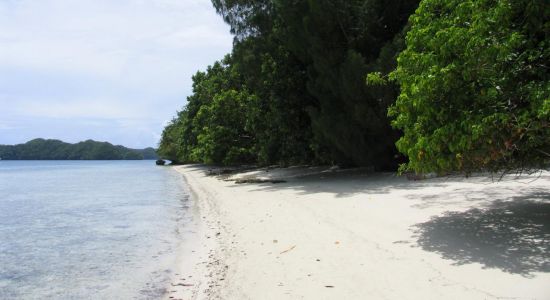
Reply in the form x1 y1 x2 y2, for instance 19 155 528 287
159 0 418 169
0 139 158 160
390 0 550 173
159 0 548 173
158 57 258 165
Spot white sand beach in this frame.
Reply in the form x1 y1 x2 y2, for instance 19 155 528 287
166 165 550 300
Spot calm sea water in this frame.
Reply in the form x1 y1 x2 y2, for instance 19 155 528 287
0 161 191 299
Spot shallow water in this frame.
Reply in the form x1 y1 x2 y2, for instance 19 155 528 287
0 161 190 299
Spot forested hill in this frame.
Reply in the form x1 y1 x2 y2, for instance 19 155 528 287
158 0 549 173
0 139 158 160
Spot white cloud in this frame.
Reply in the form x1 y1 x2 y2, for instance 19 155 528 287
0 0 233 147
0 123 17 130
0 0 232 80
14 98 141 119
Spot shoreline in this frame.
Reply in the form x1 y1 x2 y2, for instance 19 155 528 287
164 167 227 300
166 165 550 299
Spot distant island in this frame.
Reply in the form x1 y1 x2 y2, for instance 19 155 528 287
0 139 158 160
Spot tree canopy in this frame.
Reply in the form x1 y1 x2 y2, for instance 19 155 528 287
159 0 549 174
159 0 418 169
389 0 550 173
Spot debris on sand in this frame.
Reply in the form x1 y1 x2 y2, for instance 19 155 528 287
280 245 296 254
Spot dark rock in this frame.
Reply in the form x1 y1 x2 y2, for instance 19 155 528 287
156 159 166 166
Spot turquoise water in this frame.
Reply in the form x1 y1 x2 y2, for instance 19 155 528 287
0 161 190 299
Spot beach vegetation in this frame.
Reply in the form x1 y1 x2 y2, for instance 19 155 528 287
159 0 418 169
159 0 549 174
389 0 550 174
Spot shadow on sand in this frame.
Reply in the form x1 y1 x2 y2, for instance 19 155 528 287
182 164 550 276
413 191 550 277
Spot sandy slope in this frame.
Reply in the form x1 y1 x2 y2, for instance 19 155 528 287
166 165 550 300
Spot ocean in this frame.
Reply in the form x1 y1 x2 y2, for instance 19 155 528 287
0 161 191 299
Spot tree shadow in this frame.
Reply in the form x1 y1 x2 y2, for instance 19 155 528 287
180 164 550 199
413 192 550 277
239 171 452 198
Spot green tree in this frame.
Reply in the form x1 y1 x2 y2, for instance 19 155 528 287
229 28 318 165
157 116 185 163
390 0 550 174
192 89 258 164
213 0 418 169
158 57 240 163
158 55 260 165
161 0 419 168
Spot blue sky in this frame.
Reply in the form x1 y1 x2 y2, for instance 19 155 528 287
0 0 233 148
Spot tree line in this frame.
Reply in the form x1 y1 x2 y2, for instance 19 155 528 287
0 139 158 160
158 0 549 174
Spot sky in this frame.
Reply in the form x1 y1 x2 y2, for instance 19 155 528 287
0 0 233 148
